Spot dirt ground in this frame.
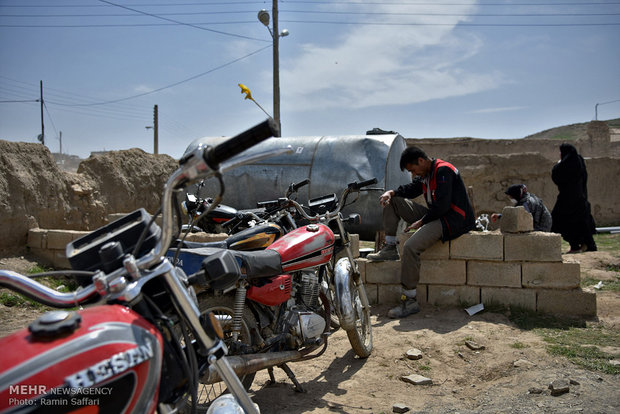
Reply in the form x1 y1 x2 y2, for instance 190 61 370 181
1 251 619 414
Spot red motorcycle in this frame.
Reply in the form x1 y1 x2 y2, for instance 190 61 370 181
0 120 283 414
186 177 376 408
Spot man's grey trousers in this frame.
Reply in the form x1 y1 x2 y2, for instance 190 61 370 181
382 197 443 290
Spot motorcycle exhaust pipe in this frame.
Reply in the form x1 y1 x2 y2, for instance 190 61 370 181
202 350 302 384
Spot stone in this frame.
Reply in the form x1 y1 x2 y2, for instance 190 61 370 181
419 259 466 285
450 231 503 260
467 261 521 288
406 348 423 360
465 340 485 351
500 206 533 233
427 285 480 307
536 290 597 317
513 359 535 368
522 262 580 289
481 287 536 312
365 259 401 284
548 379 570 396
401 374 433 385
392 403 410 413
504 232 562 262
528 387 544 394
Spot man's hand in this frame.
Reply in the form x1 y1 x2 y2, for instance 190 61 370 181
404 219 423 232
379 190 395 207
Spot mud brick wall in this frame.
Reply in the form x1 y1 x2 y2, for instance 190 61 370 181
359 227 596 318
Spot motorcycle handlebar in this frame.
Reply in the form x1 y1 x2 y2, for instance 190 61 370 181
348 177 377 190
0 270 98 308
292 179 310 192
205 118 279 169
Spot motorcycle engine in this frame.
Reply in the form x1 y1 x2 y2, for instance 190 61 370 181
284 271 326 346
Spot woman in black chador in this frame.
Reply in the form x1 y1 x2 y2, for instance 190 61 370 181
551 143 597 253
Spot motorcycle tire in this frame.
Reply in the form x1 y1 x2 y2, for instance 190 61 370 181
343 276 373 358
189 294 258 413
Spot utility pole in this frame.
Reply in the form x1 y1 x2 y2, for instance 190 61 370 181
59 131 62 155
39 80 45 146
272 0 281 136
153 104 159 154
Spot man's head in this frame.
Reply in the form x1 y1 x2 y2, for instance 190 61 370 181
400 146 432 177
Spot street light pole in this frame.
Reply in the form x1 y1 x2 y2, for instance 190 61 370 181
258 2 287 137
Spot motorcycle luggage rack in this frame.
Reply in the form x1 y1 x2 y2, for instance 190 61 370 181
308 194 338 215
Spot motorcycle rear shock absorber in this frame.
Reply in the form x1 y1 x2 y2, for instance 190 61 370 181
232 282 248 342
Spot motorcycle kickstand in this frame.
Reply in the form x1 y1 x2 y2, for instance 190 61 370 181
267 367 276 384
278 363 306 393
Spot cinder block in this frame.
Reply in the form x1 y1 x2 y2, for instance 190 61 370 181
500 206 533 233
423 241 450 260
47 230 89 250
52 250 71 270
29 247 55 267
417 284 428 305
427 285 480 307
419 259 466 285
363 283 379 305
375 284 428 305
522 262 580 289
467 261 521 288
365 260 401 284
398 233 450 260
481 287 536 311
355 258 367 283
450 231 503 261
27 228 47 249
335 234 360 261
536 289 597 317
398 232 449 259
504 232 562 262
377 284 403 304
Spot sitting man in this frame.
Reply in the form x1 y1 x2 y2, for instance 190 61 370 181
491 184 552 232
368 146 475 319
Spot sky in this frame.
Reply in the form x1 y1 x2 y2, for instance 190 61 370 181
1 0 619 159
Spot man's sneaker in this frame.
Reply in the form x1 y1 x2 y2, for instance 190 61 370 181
387 295 420 319
367 244 399 261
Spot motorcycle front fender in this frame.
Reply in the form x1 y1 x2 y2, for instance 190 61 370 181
333 257 356 330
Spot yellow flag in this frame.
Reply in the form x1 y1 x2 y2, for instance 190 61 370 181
238 83 253 101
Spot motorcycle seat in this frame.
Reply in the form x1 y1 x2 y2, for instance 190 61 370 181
185 247 283 280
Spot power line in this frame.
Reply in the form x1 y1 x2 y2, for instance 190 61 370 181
2 1 619 6
3 11 619 18
281 19 620 26
0 99 39 103
97 0 268 42
46 44 272 107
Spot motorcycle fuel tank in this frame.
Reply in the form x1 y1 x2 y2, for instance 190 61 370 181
268 224 335 272
0 305 163 413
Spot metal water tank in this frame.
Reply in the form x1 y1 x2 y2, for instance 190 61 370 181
183 134 411 240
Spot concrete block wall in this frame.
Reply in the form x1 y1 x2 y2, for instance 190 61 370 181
25 222 595 317
360 229 596 318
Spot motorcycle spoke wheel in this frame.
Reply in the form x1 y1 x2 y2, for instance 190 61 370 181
345 280 373 358
188 295 257 413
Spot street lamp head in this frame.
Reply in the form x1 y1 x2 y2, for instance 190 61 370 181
257 9 270 27
280 29 289 37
